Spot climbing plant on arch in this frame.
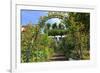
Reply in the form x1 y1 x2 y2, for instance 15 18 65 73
38 11 68 28
38 11 68 36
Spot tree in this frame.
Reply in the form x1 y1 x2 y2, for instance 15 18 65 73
21 24 34 62
65 12 90 59
46 23 51 29
52 23 57 29
21 24 55 62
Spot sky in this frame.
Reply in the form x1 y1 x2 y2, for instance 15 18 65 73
21 10 63 26
21 10 48 25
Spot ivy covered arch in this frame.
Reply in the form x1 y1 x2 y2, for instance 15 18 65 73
38 11 68 36
38 11 68 28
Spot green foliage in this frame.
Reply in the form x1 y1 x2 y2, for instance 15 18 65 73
52 23 57 29
63 12 90 60
21 24 54 62
48 29 67 36
48 11 66 19
21 11 90 62
61 34 75 59
46 23 51 29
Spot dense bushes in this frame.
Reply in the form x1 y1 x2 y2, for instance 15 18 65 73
60 34 76 59
21 12 90 62
21 25 54 63
48 29 67 36
59 13 90 60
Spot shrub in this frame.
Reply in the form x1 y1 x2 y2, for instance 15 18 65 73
21 26 55 62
